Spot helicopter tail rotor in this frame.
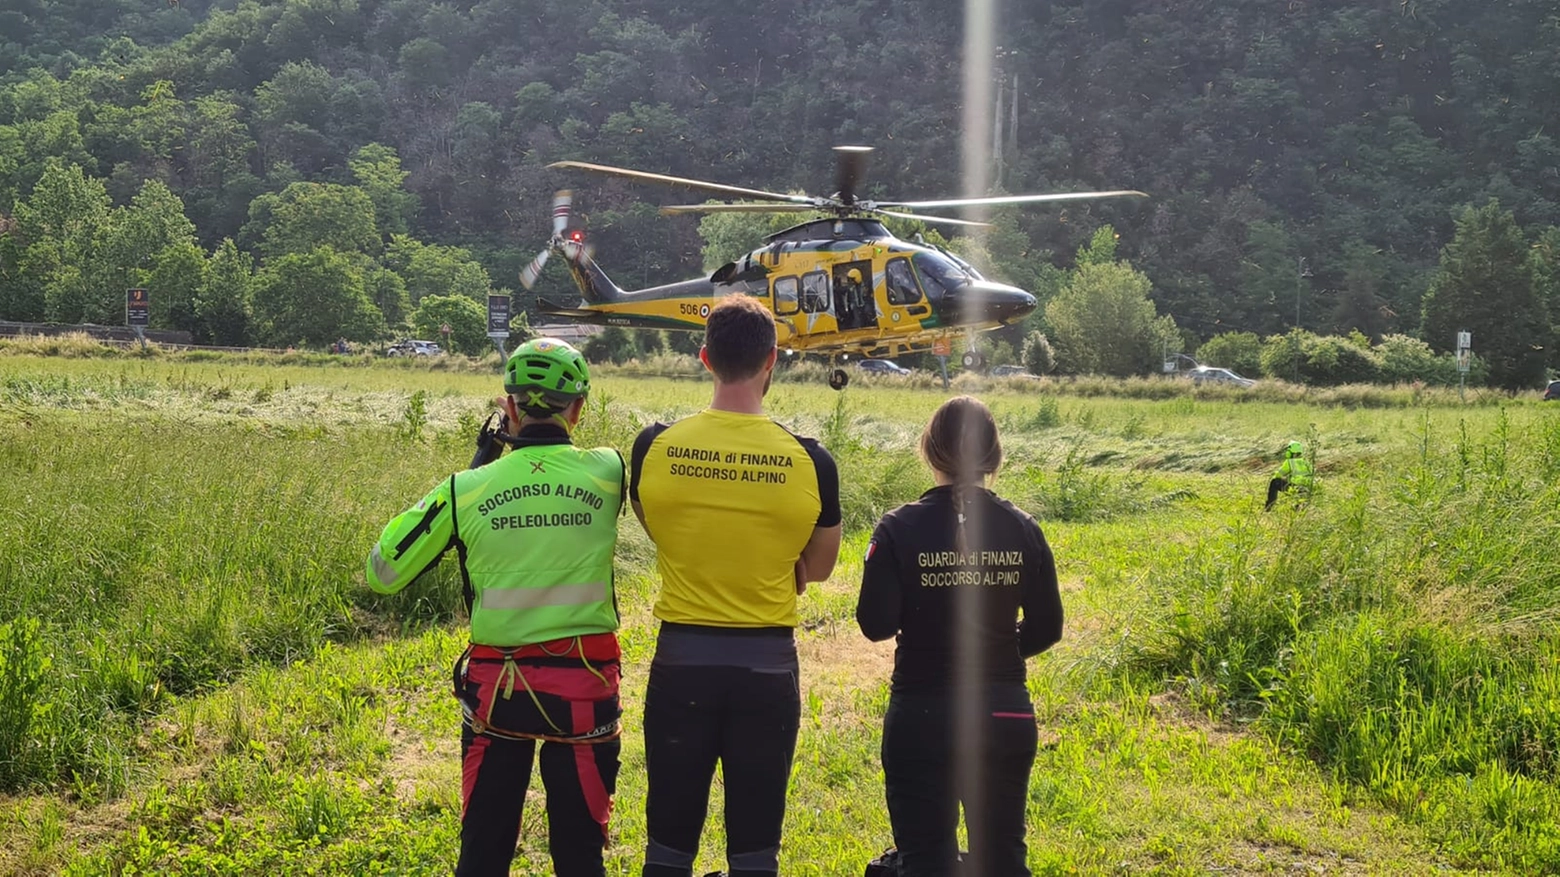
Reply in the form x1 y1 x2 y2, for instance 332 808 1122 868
519 248 550 290
520 190 586 290
551 189 572 236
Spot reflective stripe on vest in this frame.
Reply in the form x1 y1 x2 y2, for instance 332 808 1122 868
454 444 624 647
481 581 609 611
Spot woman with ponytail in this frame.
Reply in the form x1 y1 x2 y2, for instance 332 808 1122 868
857 395 1064 876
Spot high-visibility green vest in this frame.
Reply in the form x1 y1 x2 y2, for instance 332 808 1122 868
456 443 623 645
1277 456 1315 489
368 439 624 647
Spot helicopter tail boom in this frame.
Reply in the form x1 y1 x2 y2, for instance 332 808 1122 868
561 252 631 305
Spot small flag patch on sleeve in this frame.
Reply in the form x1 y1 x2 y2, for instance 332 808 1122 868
865 542 877 562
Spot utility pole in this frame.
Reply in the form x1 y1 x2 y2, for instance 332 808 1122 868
1293 256 1312 383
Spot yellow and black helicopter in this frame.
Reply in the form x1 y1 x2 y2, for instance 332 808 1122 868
520 146 1144 389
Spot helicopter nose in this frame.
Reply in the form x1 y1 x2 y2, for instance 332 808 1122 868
940 281 1037 326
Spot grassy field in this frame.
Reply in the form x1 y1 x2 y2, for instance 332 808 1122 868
2 340 1558 875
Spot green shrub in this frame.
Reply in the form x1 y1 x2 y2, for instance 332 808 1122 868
1259 330 1382 385
1022 330 1057 375
1195 331 1263 377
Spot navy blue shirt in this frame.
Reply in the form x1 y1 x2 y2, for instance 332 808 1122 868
857 485 1063 692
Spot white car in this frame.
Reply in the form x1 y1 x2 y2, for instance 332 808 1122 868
388 339 443 357
1189 366 1255 387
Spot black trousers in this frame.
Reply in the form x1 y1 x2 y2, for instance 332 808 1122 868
1265 477 1289 510
881 686 1038 877
641 663 801 877
455 726 621 877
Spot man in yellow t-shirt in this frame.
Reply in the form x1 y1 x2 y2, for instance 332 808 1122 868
631 295 842 877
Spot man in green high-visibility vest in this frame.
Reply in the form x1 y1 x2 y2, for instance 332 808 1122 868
1265 440 1315 510
366 338 626 877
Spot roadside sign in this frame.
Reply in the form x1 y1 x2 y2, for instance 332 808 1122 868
1456 331 1471 350
931 337 952 357
1456 349 1471 373
126 288 149 327
487 294 511 340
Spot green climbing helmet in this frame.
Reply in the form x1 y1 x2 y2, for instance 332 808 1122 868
1285 440 1305 458
504 338 590 414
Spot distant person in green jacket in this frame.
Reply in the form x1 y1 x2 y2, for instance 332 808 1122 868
366 338 626 877
1265 440 1315 510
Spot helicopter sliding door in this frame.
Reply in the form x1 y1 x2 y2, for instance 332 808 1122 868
831 260 876 332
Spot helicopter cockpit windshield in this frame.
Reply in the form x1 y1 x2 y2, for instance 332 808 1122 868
941 250 986 281
911 251 973 299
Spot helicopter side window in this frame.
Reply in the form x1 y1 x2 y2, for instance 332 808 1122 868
884 258 922 305
800 271 830 314
773 276 799 316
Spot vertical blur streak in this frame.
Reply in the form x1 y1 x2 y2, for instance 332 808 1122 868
958 0 997 860
960 0 995 226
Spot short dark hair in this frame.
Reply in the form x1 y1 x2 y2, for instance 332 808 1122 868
702 296 776 381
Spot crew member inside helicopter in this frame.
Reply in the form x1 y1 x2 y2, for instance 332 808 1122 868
834 265 876 332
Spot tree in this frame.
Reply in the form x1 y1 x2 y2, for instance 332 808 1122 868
252 182 380 259
252 247 384 347
1421 201 1550 389
1021 330 1056 375
411 294 487 356
8 162 110 322
17 171 196 325
89 180 198 324
697 208 803 270
582 325 635 365
349 144 418 238
384 236 491 303
254 61 339 174
364 264 411 332
1531 226 1560 371
1332 240 1392 340
145 242 206 334
1195 332 1264 378
1046 261 1176 376
1075 225 1118 268
0 232 41 321
195 239 253 346
1240 222 1304 336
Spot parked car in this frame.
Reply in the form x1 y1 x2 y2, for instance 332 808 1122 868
854 359 912 376
991 364 1039 378
1189 366 1256 387
1545 380 1560 401
387 339 443 357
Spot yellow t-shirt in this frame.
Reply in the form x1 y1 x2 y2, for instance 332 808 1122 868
630 409 840 628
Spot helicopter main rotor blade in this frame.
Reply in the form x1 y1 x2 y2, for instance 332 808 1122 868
659 203 819 216
880 190 1149 209
876 209 993 229
549 160 817 206
833 145 872 206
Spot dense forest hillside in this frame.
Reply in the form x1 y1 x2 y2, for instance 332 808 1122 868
0 0 1556 373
